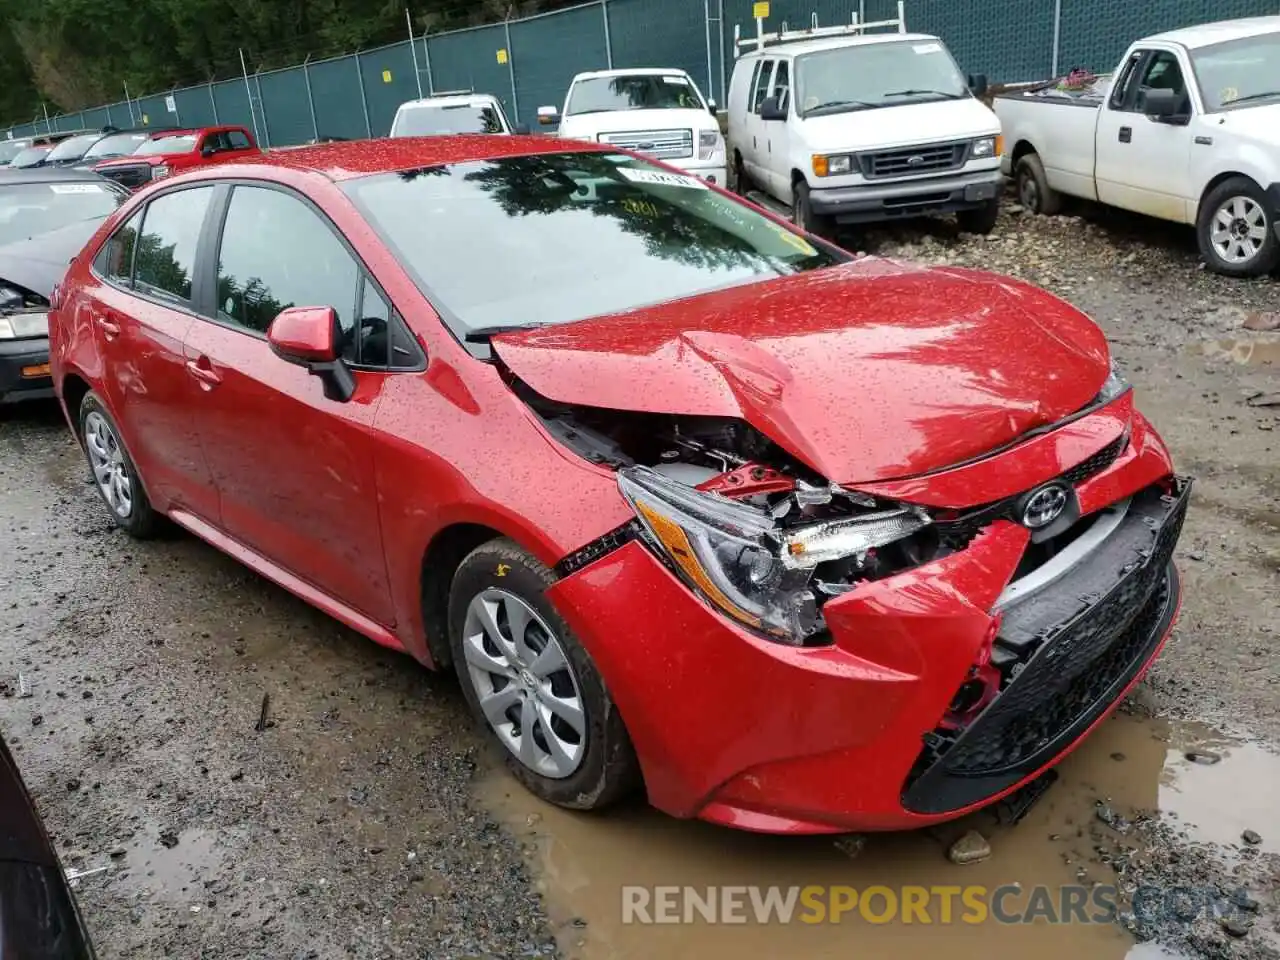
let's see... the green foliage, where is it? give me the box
[0,0,574,116]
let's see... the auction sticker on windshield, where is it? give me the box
[49,184,107,194]
[912,43,942,54]
[618,168,708,190]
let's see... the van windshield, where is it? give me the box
[796,40,969,116]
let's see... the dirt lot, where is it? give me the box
[1,202,1278,960]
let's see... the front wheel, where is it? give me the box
[957,198,1000,235]
[793,180,832,239]
[1197,177,1280,277]
[448,538,640,810]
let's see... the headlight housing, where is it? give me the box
[698,129,722,160]
[970,135,1003,159]
[812,154,853,177]
[0,312,49,340]
[618,466,931,645]
[152,164,171,180]
[1094,359,1131,405]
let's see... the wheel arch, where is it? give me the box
[1196,170,1261,220]
[1010,138,1038,165]
[60,372,91,439]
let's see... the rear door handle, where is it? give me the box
[185,358,222,390]
[95,314,120,339]
[1118,126,1132,143]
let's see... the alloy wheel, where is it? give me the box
[84,411,133,519]
[1211,196,1268,265]
[461,588,586,779]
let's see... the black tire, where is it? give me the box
[448,538,640,810]
[1196,176,1280,278]
[957,198,1001,235]
[1015,153,1061,216]
[732,150,750,196]
[77,391,160,538]
[793,180,831,238]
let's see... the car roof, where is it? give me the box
[0,165,117,184]
[397,94,500,108]
[1146,15,1280,49]
[572,67,691,80]
[736,31,939,58]
[222,135,604,182]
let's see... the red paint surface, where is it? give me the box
[267,306,340,363]
[48,140,1184,833]
[91,125,260,183]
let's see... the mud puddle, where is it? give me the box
[479,712,1280,960]
[1199,336,1280,367]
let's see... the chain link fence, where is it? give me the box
[6,0,1277,143]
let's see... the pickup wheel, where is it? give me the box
[793,181,832,238]
[732,151,750,195]
[957,198,1000,235]
[1015,153,1061,216]
[1197,177,1280,278]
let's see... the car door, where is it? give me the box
[744,58,776,184]
[764,59,793,200]
[181,182,397,626]
[84,186,221,520]
[1095,48,1194,221]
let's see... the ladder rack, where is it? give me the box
[734,2,907,56]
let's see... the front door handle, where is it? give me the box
[1118,126,1132,143]
[185,358,222,390]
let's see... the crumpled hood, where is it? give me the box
[0,217,105,298]
[492,259,1110,484]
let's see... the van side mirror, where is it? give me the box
[537,105,560,126]
[1141,88,1189,124]
[759,96,786,122]
[267,305,355,402]
[968,74,989,97]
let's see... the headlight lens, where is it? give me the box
[698,129,722,160]
[618,466,931,644]
[970,136,997,159]
[1094,360,1131,405]
[152,164,171,179]
[812,154,853,177]
[0,312,49,339]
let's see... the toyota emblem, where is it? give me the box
[1021,483,1070,529]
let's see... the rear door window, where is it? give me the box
[133,187,216,305]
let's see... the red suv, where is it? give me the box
[91,125,258,190]
[49,138,1188,834]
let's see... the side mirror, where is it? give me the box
[537,105,560,126]
[759,96,787,122]
[1142,88,1188,124]
[514,123,530,135]
[267,306,356,402]
[200,145,215,158]
[707,98,717,114]
[968,73,989,97]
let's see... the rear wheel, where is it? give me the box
[1015,153,1061,215]
[1197,176,1280,277]
[448,538,640,810]
[78,392,160,538]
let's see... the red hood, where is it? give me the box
[492,259,1110,483]
[93,156,165,169]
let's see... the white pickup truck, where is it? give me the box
[995,16,1280,277]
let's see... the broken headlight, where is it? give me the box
[618,466,931,645]
[1094,360,1131,405]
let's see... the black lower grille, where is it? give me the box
[98,164,152,189]
[1061,431,1128,485]
[902,478,1189,815]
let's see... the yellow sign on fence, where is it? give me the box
[497,48,509,64]
[752,1,769,18]
[382,69,392,83]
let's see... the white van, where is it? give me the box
[538,69,727,185]
[390,92,522,137]
[726,9,1004,236]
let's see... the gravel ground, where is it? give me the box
[1,199,1278,960]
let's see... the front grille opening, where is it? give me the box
[859,141,966,179]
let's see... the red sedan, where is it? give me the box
[48,137,1188,834]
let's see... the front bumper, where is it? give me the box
[666,157,728,186]
[0,336,53,403]
[810,168,1003,224]
[548,407,1185,833]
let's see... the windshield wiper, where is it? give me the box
[882,88,965,100]
[1222,89,1280,106]
[464,322,554,343]
[804,99,877,115]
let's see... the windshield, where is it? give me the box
[46,134,103,163]
[566,75,706,115]
[796,40,969,115]
[10,147,50,168]
[1192,33,1280,111]
[83,132,150,161]
[0,180,125,246]
[135,134,196,155]
[393,104,506,136]
[341,152,839,335]
[0,141,30,164]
